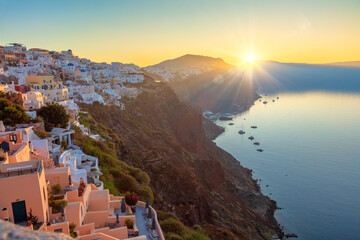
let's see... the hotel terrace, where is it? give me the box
[0,123,164,240]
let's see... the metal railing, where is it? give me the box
[0,161,43,179]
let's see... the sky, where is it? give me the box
[0,0,359,66]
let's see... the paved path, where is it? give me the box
[134,206,159,239]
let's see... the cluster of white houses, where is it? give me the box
[0,43,144,109]
[0,43,164,240]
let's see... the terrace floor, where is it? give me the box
[134,206,160,240]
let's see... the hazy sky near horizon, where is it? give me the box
[0,0,359,66]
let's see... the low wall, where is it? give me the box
[136,201,165,240]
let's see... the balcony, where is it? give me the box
[0,160,42,179]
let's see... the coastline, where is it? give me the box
[203,99,285,239]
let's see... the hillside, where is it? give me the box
[79,79,281,240]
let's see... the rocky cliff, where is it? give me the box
[79,79,281,240]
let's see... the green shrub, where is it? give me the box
[125,219,134,229]
[139,186,154,204]
[183,230,210,240]
[159,218,185,236]
[0,98,29,126]
[49,199,68,214]
[69,223,77,238]
[157,210,179,222]
[51,184,62,195]
[111,169,140,193]
[166,233,183,240]
[34,129,51,139]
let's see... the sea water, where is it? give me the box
[214,92,360,240]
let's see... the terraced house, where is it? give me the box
[0,125,164,240]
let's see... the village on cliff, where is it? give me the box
[0,43,165,240]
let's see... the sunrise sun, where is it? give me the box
[245,55,256,63]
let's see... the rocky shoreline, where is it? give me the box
[204,104,288,239]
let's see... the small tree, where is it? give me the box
[37,103,69,131]
[0,98,29,126]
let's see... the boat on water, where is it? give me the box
[219,116,232,121]
[228,123,234,125]
[254,142,260,145]
[251,126,257,129]
[238,122,246,134]
[248,136,254,140]
[257,149,264,152]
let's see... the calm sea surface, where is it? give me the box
[214,92,360,240]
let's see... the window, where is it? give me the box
[54,229,63,233]
[43,187,46,201]
[9,135,17,143]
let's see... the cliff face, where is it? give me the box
[80,80,280,239]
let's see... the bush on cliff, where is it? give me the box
[37,103,69,131]
[71,117,152,200]
[158,211,210,240]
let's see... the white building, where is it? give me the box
[22,91,44,110]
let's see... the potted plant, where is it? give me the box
[124,191,138,213]
[78,179,86,196]
[27,208,38,229]
[125,219,134,229]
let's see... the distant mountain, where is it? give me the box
[144,54,258,113]
[325,61,360,67]
[144,54,233,82]
[146,54,233,70]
